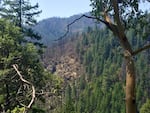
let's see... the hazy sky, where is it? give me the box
[30,0,92,21]
[30,0,150,21]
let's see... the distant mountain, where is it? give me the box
[34,13,103,46]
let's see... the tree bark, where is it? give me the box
[125,54,136,113]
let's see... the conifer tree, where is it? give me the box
[0,19,23,112]
[0,0,42,44]
[0,1,47,112]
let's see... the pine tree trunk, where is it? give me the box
[125,55,136,113]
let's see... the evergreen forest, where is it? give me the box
[0,0,150,113]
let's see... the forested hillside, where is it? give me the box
[0,0,150,113]
[33,13,103,46]
[37,26,150,113]
[60,28,150,113]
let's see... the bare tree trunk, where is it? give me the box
[125,54,136,113]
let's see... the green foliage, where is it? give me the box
[140,99,150,113]
[0,18,63,113]
[0,1,150,113]
[30,105,46,113]
[60,27,150,113]
[0,0,41,27]
[0,18,56,113]
[11,106,25,113]
[90,0,150,39]
[0,19,28,111]
[0,0,43,48]
[64,84,75,113]
[0,1,64,112]
[0,19,22,77]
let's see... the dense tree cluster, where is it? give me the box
[0,0,62,112]
[0,0,150,113]
[61,27,150,113]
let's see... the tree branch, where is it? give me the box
[12,64,35,111]
[111,0,125,35]
[54,14,118,41]
[111,0,133,53]
[132,44,150,55]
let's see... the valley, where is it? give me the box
[0,0,150,112]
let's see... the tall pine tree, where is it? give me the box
[0,0,42,44]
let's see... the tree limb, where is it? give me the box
[54,14,118,41]
[111,0,133,53]
[132,44,150,55]
[12,64,35,111]
[111,0,125,35]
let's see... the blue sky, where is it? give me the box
[30,0,150,21]
[30,0,91,21]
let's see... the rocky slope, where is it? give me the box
[44,37,84,81]
[48,55,82,80]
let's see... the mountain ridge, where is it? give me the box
[34,12,103,46]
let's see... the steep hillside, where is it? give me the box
[39,24,150,113]
[37,12,150,112]
[34,13,103,46]
[53,28,150,113]
[43,35,84,81]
